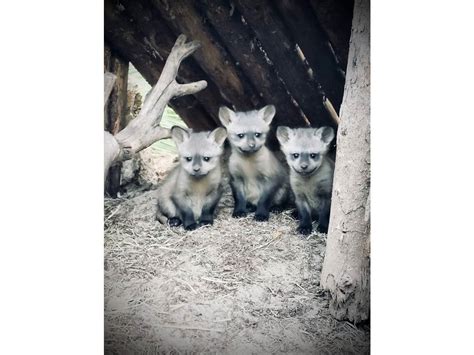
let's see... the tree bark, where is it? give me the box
[103,34,207,182]
[320,0,370,324]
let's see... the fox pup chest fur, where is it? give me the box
[155,126,227,230]
[277,126,335,235]
[219,105,289,221]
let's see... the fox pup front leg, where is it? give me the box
[315,198,331,234]
[230,176,247,218]
[255,180,280,221]
[200,187,223,226]
[156,197,181,227]
[171,195,198,231]
[296,200,312,235]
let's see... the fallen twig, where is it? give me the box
[160,324,224,332]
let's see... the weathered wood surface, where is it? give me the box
[233,0,335,128]
[104,34,208,181]
[104,47,129,134]
[104,0,214,130]
[152,0,261,111]
[104,71,116,109]
[274,0,346,112]
[309,0,354,71]
[104,0,353,132]
[321,0,370,323]
[119,0,228,126]
[198,0,308,128]
[104,46,129,197]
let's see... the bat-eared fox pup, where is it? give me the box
[156,126,227,230]
[219,105,289,221]
[276,126,335,235]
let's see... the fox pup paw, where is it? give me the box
[184,222,198,231]
[254,213,269,221]
[316,224,328,234]
[168,217,182,227]
[270,205,284,214]
[232,210,247,218]
[199,218,213,226]
[297,225,312,235]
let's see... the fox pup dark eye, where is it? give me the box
[293,153,300,159]
[237,134,244,139]
[310,153,319,159]
[255,133,261,138]
[185,157,192,162]
[203,157,210,162]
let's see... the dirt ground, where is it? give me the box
[104,151,370,354]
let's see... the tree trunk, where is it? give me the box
[320,0,370,324]
[104,34,207,182]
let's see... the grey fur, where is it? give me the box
[276,126,335,234]
[219,105,289,221]
[156,126,227,230]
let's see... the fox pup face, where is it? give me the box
[171,126,227,178]
[277,126,334,176]
[218,105,275,154]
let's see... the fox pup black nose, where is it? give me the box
[300,164,308,170]
[193,167,200,172]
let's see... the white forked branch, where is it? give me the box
[104,34,208,181]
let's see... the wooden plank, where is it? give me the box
[104,46,128,197]
[309,0,354,71]
[151,0,262,111]
[104,49,129,134]
[197,0,308,128]
[118,0,225,127]
[273,0,346,112]
[104,0,215,131]
[233,0,335,128]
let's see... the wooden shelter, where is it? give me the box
[104,0,354,138]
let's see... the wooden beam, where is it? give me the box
[103,70,116,108]
[151,0,262,111]
[197,0,308,129]
[118,0,225,127]
[104,0,215,131]
[309,0,354,71]
[104,47,128,198]
[104,46,129,134]
[233,0,335,128]
[273,0,346,112]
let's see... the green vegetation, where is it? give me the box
[128,64,186,155]
[151,106,187,154]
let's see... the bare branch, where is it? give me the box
[104,34,207,181]
[173,80,208,97]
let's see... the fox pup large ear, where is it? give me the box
[259,105,276,125]
[170,126,189,145]
[314,126,335,146]
[276,126,291,145]
[208,127,227,146]
[218,106,235,127]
